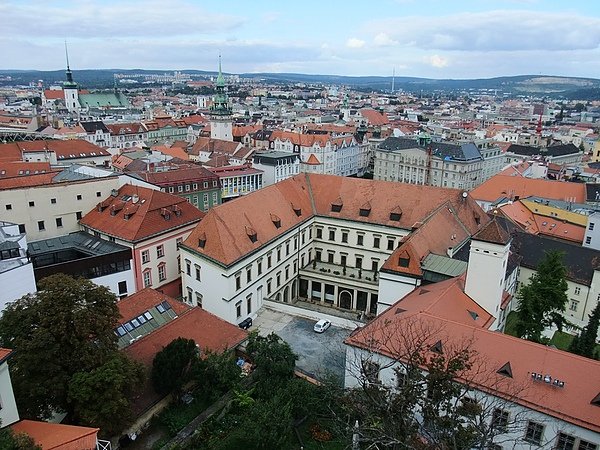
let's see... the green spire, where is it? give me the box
[63,41,77,89]
[210,54,231,117]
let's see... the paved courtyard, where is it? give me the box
[253,308,352,383]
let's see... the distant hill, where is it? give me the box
[1,68,599,99]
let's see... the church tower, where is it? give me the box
[63,42,79,115]
[209,55,233,141]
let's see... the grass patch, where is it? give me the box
[159,392,213,436]
[503,311,520,337]
[549,331,575,350]
[292,420,346,450]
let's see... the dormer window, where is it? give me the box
[291,203,302,217]
[359,202,371,217]
[399,257,410,267]
[246,226,258,243]
[390,206,403,221]
[270,213,281,229]
[331,197,343,213]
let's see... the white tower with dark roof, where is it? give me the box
[63,42,79,115]
[464,219,511,327]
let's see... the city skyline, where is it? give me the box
[1,0,600,79]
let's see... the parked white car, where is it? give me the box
[313,319,332,333]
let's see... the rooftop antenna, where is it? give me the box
[391,68,395,93]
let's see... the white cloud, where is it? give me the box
[373,33,398,47]
[366,10,600,52]
[346,38,366,49]
[0,0,245,38]
[424,54,449,68]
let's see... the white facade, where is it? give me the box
[252,152,300,187]
[0,176,121,242]
[0,358,19,427]
[584,212,600,251]
[210,118,233,142]
[464,237,510,328]
[0,222,36,312]
[344,346,600,450]
[64,86,79,114]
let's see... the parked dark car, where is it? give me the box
[238,317,253,330]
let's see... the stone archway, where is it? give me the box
[283,286,290,303]
[339,290,352,310]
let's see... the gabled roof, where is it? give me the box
[79,121,109,134]
[105,122,145,135]
[190,137,243,157]
[0,161,52,178]
[345,289,600,433]
[359,108,389,126]
[124,307,247,367]
[183,173,486,267]
[472,218,511,245]
[11,420,99,450]
[80,184,204,242]
[471,175,586,203]
[136,166,218,185]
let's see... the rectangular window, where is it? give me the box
[158,264,166,282]
[236,301,242,318]
[267,279,272,295]
[356,257,362,269]
[340,254,347,266]
[491,408,509,432]
[328,252,334,263]
[371,260,378,272]
[524,421,544,445]
[18,224,25,233]
[285,265,289,280]
[246,267,252,283]
[55,217,63,228]
[556,433,576,450]
[387,239,395,250]
[76,194,82,200]
[586,236,592,245]
[187,287,193,303]
[118,281,127,295]
[156,245,164,258]
[285,242,290,256]
[574,286,581,295]
[76,211,82,220]
[5,204,11,210]
[589,222,595,231]
[196,292,203,308]
[247,296,252,314]
[315,250,322,262]
[29,201,35,207]
[143,270,151,287]
[267,253,272,268]
[357,234,364,246]
[257,260,262,275]
[277,247,281,261]
[579,440,598,450]
[276,272,281,287]
[142,250,150,264]
[569,299,579,311]
[51,198,57,204]
[235,273,241,290]
[341,231,348,243]
[329,229,335,241]
[96,191,101,197]
[185,259,191,276]
[37,220,45,231]
[316,228,323,239]
[195,265,201,281]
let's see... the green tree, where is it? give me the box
[569,302,600,359]
[152,338,198,396]
[0,274,139,434]
[515,250,569,342]
[246,331,297,391]
[0,420,40,450]
[67,353,145,436]
[194,350,241,397]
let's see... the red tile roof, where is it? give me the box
[118,288,190,324]
[136,166,218,186]
[346,300,600,433]
[124,307,247,367]
[0,172,57,189]
[359,108,389,126]
[43,89,65,100]
[80,184,204,242]
[0,140,110,161]
[184,173,486,267]
[0,347,12,364]
[0,161,52,177]
[106,123,145,135]
[471,175,586,203]
[11,420,99,450]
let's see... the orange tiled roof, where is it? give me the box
[136,166,218,186]
[106,123,145,135]
[124,307,247,367]
[0,347,12,363]
[80,184,204,242]
[0,172,57,189]
[346,295,600,433]
[0,140,110,160]
[190,137,242,157]
[359,108,389,126]
[118,288,190,323]
[43,89,64,100]
[183,173,486,267]
[471,175,586,203]
[0,161,52,178]
[11,420,99,450]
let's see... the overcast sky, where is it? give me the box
[1,0,599,79]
